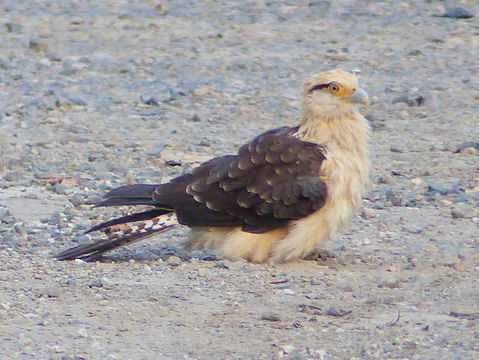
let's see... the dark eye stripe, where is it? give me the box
[308,82,331,94]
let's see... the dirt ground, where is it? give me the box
[0,1,478,359]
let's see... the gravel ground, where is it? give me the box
[1,1,478,359]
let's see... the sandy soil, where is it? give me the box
[0,1,478,359]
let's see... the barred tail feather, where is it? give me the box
[55,213,179,261]
[84,209,169,234]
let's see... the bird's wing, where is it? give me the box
[153,127,328,233]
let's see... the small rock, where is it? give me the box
[89,279,105,288]
[166,256,182,266]
[0,206,10,221]
[261,312,282,322]
[4,171,23,182]
[54,183,71,195]
[451,206,475,219]
[69,195,83,207]
[386,190,403,206]
[323,306,351,317]
[280,345,296,355]
[377,222,388,231]
[392,94,425,107]
[377,275,400,289]
[455,141,479,153]
[283,288,295,296]
[29,39,50,52]
[140,95,159,106]
[402,224,423,234]
[427,183,449,195]
[286,353,306,360]
[377,174,395,185]
[442,7,473,19]
[390,146,405,153]
[4,22,23,33]
[45,51,62,61]
[361,208,377,218]
[460,147,479,156]
[44,287,62,298]
[198,268,207,277]
[189,114,202,122]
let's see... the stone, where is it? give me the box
[166,256,182,266]
[402,225,423,234]
[442,7,473,19]
[261,312,282,322]
[29,39,49,52]
[0,206,10,221]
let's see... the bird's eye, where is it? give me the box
[329,83,340,93]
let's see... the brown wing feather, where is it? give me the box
[153,126,327,233]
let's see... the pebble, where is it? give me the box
[392,94,425,107]
[29,39,50,52]
[402,225,423,234]
[283,289,295,296]
[455,141,479,153]
[323,306,350,317]
[4,171,23,182]
[69,195,83,207]
[53,183,72,195]
[451,206,475,219]
[0,206,10,221]
[280,345,296,354]
[386,190,403,206]
[166,256,182,266]
[285,353,306,360]
[4,22,23,33]
[198,268,207,277]
[361,208,377,218]
[460,147,479,156]
[89,279,105,288]
[377,174,395,185]
[441,7,474,19]
[43,287,63,298]
[426,184,449,195]
[261,312,282,322]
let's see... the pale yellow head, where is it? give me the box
[302,69,369,109]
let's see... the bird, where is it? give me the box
[55,69,371,263]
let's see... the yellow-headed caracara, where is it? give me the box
[55,69,370,263]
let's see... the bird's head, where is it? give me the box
[302,69,369,114]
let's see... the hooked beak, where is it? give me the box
[349,87,369,105]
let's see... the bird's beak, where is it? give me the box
[349,88,369,105]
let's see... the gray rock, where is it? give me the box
[29,39,49,52]
[455,141,479,153]
[4,171,23,182]
[69,195,83,207]
[427,184,449,195]
[386,189,403,206]
[392,94,425,107]
[402,224,423,234]
[43,287,63,298]
[53,183,71,195]
[89,279,105,288]
[442,7,474,19]
[45,51,62,62]
[140,95,160,106]
[0,206,10,220]
[166,255,182,266]
[4,22,23,33]
[261,312,282,322]
[323,306,351,317]
[451,206,475,219]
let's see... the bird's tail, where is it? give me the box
[55,184,178,261]
[55,212,179,261]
